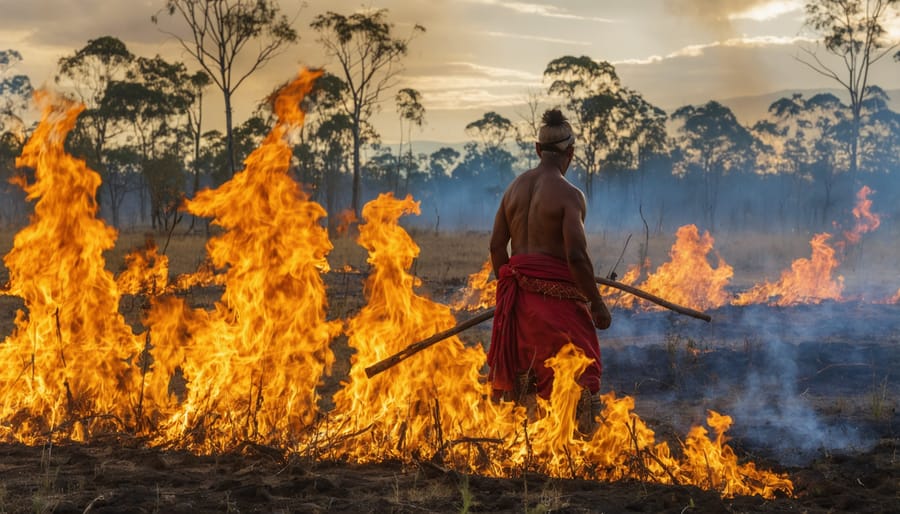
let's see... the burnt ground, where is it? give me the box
[1,280,899,513]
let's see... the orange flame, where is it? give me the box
[0,92,142,442]
[116,237,170,296]
[451,258,496,311]
[733,233,843,306]
[334,208,358,237]
[618,225,733,311]
[143,69,342,450]
[843,186,880,245]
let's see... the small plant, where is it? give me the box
[457,474,475,514]
[870,376,891,421]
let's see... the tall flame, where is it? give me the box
[0,92,142,443]
[142,69,342,450]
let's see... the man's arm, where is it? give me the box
[489,198,511,278]
[561,191,611,329]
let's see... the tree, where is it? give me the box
[544,55,631,200]
[0,49,33,225]
[395,88,425,194]
[56,37,134,191]
[671,101,758,232]
[105,55,196,229]
[0,49,33,137]
[311,9,424,217]
[800,0,900,179]
[153,0,299,176]
[464,111,516,194]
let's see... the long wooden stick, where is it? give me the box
[364,277,711,378]
[594,276,711,323]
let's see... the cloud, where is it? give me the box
[665,0,802,22]
[615,35,814,65]
[728,1,804,21]
[401,62,542,110]
[462,0,616,22]
[482,31,591,46]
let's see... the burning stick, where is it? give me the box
[364,276,711,378]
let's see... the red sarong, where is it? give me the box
[488,254,602,399]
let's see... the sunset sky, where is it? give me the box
[3,0,900,143]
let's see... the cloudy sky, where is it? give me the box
[3,0,900,143]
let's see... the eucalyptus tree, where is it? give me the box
[857,86,900,175]
[0,49,32,137]
[464,111,516,194]
[800,0,900,179]
[395,88,425,194]
[311,8,424,216]
[153,0,299,176]
[0,49,32,224]
[671,101,758,232]
[544,55,644,200]
[55,36,134,186]
[105,55,195,229]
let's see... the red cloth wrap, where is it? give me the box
[488,254,602,398]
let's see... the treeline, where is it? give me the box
[0,2,898,236]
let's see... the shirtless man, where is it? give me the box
[487,109,611,410]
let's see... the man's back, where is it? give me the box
[501,166,583,262]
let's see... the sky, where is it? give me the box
[2,0,900,144]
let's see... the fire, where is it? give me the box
[317,193,506,464]
[142,69,342,450]
[451,258,496,310]
[0,73,793,499]
[116,238,170,296]
[842,186,880,245]
[334,208,358,236]
[617,225,733,311]
[733,233,843,306]
[0,92,143,443]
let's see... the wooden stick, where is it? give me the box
[364,277,711,378]
[364,308,495,378]
[595,276,711,323]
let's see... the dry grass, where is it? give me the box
[2,225,898,300]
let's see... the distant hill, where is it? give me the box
[708,88,900,126]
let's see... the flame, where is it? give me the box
[733,233,843,306]
[0,75,793,499]
[842,186,880,245]
[317,193,505,464]
[451,258,496,311]
[116,238,170,296]
[0,92,143,443]
[618,225,733,311]
[141,69,343,450]
[334,208,358,236]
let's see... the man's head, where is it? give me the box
[536,109,575,171]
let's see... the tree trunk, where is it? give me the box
[225,92,236,176]
[352,124,361,218]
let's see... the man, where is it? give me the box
[487,108,611,415]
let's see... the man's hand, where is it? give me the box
[590,301,612,330]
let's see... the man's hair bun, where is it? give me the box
[541,109,568,127]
